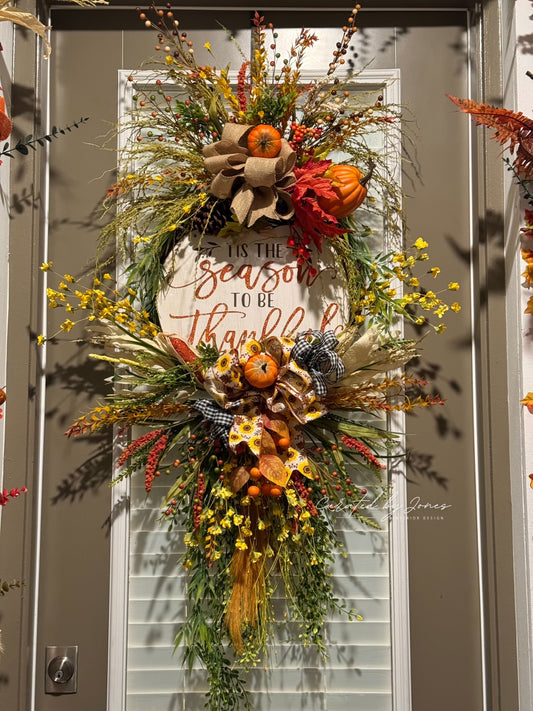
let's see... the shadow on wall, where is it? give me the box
[518,4,533,56]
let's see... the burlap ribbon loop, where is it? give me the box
[202,123,296,226]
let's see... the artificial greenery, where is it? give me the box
[0,118,89,159]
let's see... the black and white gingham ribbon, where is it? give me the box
[291,330,345,396]
[193,399,234,446]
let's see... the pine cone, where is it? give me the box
[191,199,233,235]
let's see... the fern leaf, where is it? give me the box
[448,94,533,149]
[448,94,533,177]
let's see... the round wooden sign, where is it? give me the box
[157,228,349,350]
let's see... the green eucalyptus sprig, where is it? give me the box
[0,117,89,159]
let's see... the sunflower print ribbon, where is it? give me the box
[202,337,326,484]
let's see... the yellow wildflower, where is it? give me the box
[204,42,211,50]
[277,526,289,542]
[60,319,75,332]
[451,302,461,312]
[448,282,460,291]
[429,267,440,278]
[165,55,173,65]
[37,335,45,346]
[285,489,298,507]
[103,273,112,280]
[413,238,428,250]
[235,538,248,550]
[64,274,75,283]
[40,261,53,271]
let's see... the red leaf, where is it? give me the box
[289,160,345,249]
[259,454,290,487]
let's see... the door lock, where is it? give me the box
[45,645,78,694]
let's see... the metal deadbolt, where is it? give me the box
[45,645,78,694]
[47,656,74,684]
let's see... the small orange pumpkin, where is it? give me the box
[247,124,282,158]
[318,162,375,218]
[247,485,261,497]
[244,353,279,389]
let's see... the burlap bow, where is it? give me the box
[202,123,296,226]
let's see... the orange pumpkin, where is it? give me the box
[247,124,282,158]
[247,485,261,497]
[318,162,375,218]
[244,353,279,389]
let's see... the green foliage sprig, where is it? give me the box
[0,118,89,159]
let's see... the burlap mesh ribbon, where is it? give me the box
[202,123,296,226]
